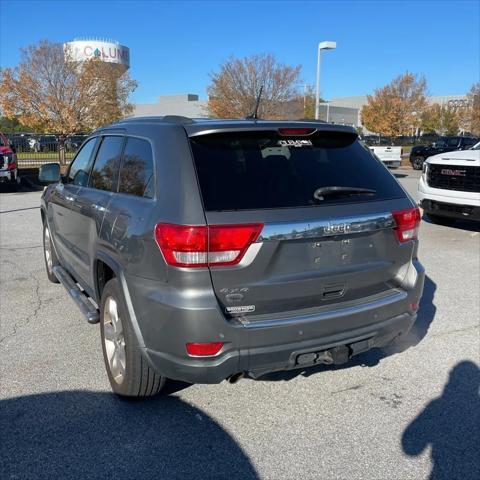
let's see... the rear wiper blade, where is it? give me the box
[313,186,377,201]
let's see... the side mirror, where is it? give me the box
[39,163,61,184]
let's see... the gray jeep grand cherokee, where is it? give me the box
[39,117,425,397]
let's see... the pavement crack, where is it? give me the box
[332,384,364,394]
[0,245,43,251]
[0,274,43,344]
[430,324,480,339]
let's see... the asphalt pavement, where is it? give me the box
[1,170,479,480]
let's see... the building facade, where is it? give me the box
[131,93,468,131]
[133,94,208,118]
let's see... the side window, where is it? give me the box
[118,137,155,198]
[68,138,96,186]
[90,136,124,192]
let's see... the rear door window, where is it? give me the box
[90,136,124,192]
[190,130,405,211]
[118,137,155,198]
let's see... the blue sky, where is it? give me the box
[1,0,479,103]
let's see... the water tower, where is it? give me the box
[63,38,130,73]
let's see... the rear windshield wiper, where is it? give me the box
[313,186,377,201]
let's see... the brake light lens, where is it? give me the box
[186,342,224,356]
[278,128,316,136]
[154,223,263,267]
[392,208,421,243]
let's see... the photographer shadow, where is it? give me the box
[402,361,480,479]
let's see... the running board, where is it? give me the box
[52,266,100,324]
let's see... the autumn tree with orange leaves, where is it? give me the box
[361,72,428,137]
[0,40,137,164]
[463,83,480,136]
[421,103,460,135]
[207,54,302,119]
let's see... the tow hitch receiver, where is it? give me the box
[296,345,350,366]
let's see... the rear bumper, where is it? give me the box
[144,312,416,383]
[127,261,425,384]
[383,161,401,168]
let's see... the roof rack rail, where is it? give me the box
[117,115,194,125]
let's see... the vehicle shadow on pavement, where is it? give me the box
[0,177,43,194]
[422,214,480,232]
[0,390,258,480]
[258,274,437,381]
[402,361,480,480]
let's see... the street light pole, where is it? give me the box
[315,41,337,120]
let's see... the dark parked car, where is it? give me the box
[66,135,88,152]
[7,133,32,153]
[410,136,479,170]
[38,135,58,152]
[39,117,425,397]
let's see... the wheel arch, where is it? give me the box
[94,251,146,349]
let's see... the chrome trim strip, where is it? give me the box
[242,290,407,329]
[257,212,395,241]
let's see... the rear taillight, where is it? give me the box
[392,208,421,243]
[186,342,224,357]
[154,223,263,268]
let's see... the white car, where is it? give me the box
[418,142,480,224]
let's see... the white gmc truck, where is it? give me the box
[418,142,480,224]
[369,146,402,169]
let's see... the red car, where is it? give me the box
[0,132,20,189]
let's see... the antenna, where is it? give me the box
[246,85,264,120]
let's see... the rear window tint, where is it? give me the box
[119,137,155,198]
[190,131,405,211]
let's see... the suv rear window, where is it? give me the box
[190,130,405,211]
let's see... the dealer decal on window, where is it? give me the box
[278,139,313,147]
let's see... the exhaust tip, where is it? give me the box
[227,372,244,384]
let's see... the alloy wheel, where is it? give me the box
[103,297,126,384]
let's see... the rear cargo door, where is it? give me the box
[189,129,416,320]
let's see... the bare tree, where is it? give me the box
[361,72,428,137]
[207,54,301,119]
[0,40,137,164]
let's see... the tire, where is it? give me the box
[428,213,456,226]
[9,175,20,192]
[43,223,60,283]
[100,278,166,397]
[412,156,424,170]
